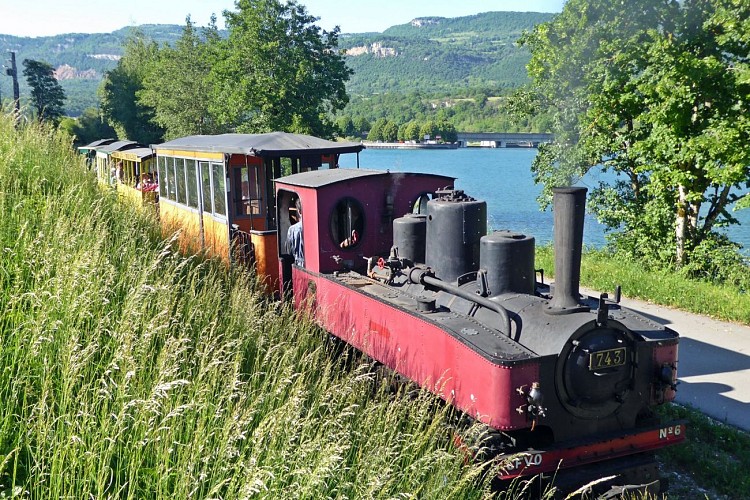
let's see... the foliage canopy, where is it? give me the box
[520,0,750,269]
[99,35,166,144]
[138,16,224,139]
[210,0,351,137]
[100,0,352,140]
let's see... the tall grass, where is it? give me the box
[0,115,494,498]
[536,246,750,325]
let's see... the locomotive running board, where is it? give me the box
[497,420,687,480]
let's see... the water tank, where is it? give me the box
[425,190,487,283]
[393,213,427,265]
[480,231,535,296]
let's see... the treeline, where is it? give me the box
[339,90,551,136]
[378,11,553,39]
[338,12,554,96]
[3,10,554,135]
[339,116,458,143]
[0,25,185,112]
[341,42,530,95]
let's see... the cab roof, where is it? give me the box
[110,147,155,160]
[275,168,454,189]
[96,140,143,154]
[77,138,116,151]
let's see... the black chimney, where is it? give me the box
[548,187,589,314]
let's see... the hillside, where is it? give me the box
[0,25,184,115]
[0,11,553,117]
[341,11,553,95]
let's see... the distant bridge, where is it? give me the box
[456,132,553,148]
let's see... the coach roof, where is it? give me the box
[153,132,364,157]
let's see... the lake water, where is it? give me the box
[339,147,750,252]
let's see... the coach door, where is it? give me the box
[197,160,231,260]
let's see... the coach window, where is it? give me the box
[157,156,168,199]
[175,159,187,205]
[330,197,364,249]
[185,159,198,209]
[200,162,212,213]
[212,162,226,217]
[166,157,177,201]
[234,165,261,216]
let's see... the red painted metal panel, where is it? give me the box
[652,342,679,403]
[291,268,539,430]
[495,421,686,479]
[277,171,453,274]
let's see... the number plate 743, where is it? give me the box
[589,347,627,370]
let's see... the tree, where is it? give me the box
[437,120,457,143]
[403,121,421,142]
[336,115,355,137]
[381,120,399,142]
[99,33,165,144]
[367,117,387,141]
[22,59,66,123]
[352,116,370,136]
[60,107,117,147]
[397,122,409,142]
[519,0,750,267]
[138,16,225,139]
[706,0,750,213]
[209,0,352,138]
[419,121,440,141]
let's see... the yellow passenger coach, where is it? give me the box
[152,132,363,293]
[110,147,158,209]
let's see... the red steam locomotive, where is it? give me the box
[274,167,684,494]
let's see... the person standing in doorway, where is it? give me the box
[287,198,304,267]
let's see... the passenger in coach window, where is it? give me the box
[287,198,304,267]
[115,161,123,183]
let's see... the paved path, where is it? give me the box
[582,288,750,432]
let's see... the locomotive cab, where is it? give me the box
[275,169,454,296]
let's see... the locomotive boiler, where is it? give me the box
[275,168,684,493]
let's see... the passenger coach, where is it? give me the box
[94,140,143,185]
[110,147,158,208]
[152,132,363,292]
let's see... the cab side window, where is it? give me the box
[330,197,364,249]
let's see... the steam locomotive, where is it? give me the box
[274,168,684,494]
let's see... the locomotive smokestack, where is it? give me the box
[549,187,588,313]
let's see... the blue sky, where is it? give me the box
[0,0,565,38]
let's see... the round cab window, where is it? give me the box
[413,193,432,214]
[330,197,364,249]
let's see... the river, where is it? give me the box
[338,147,750,252]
